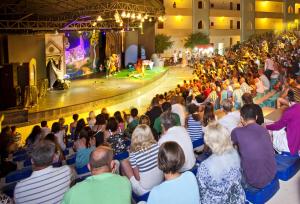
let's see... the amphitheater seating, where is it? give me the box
[5,167,33,183]
[63,149,70,156]
[13,154,28,162]
[12,149,26,157]
[114,151,129,161]
[196,152,211,164]
[192,138,204,149]
[132,191,150,203]
[66,140,74,148]
[66,154,76,165]
[275,153,300,181]
[245,176,280,204]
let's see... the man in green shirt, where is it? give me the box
[153,102,181,134]
[62,146,131,204]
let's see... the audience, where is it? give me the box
[40,120,51,138]
[218,99,240,133]
[105,117,127,155]
[62,146,131,204]
[87,111,96,128]
[70,113,79,135]
[186,103,204,142]
[146,97,163,128]
[52,122,66,150]
[242,93,264,125]
[197,122,245,203]
[147,142,200,204]
[75,127,96,168]
[25,125,41,152]
[14,140,73,203]
[158,112,196,172]
[231,104,276,188]
[122,125,163,195]
[44,133,65,163]
[92,114,106,133]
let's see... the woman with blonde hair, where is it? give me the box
[196,122,245,204]
[122,124,163,195]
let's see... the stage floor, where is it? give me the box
[31,67,167,113]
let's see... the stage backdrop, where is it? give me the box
[64,31,100,79]
[45,34,66,87]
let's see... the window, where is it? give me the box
[210,22,214,27]
[198,1,203,9]
[230,2,233,10]
[210,3,214,8]
[157,22,164,29]
[198,21,203,29]
[230,20,233,29]
[237,3,240,10]
[237,21,240,29]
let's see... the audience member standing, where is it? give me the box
[146,97,162,128]
[231,104,276,189]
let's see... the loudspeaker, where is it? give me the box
[0,64,18,110]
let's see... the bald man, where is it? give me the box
[62,146,131,204]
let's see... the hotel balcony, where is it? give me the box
[165,8,193,16]
[255,12,283,18]
[209,9,240,18]
[209,29,240,36]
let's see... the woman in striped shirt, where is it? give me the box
[186,104,204,143]
[122,124,163,195]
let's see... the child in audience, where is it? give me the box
[147,142,200,204]
[74,127,96,168]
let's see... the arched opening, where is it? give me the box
[198,20,203,29]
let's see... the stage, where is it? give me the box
[2,67,168,126]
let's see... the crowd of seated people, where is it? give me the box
[0,31,300,203]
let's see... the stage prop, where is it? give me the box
[45,34,66,87]
[106,54,120,77]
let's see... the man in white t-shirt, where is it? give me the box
[218,99,240,133]
[158,112,196,172]
[14,141,73,204]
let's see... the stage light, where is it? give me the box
[97,16,103,22]
[55,30,58,34]
[139,23,143,28]
[141,18,145,22]
[121,11,126,18]
[78,30,82,34]
[132,28,135,31]
[92,22,97,27]
[120,21,123,26]
[131,13,136,19]
[144,14,148,19]
[126,12,131,18]
[137,13,142,20]
[149,18,152,22]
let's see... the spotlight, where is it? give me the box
[149,18,152,22]
[141,18,145,22]
[97,16,103,21]
[131,13,136,19]
[92,22,97,27]
[137,13,142,20]
[126,12,131,18]
[121,11,126,18]
[78,30,82,34]
[144,14,148,19]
